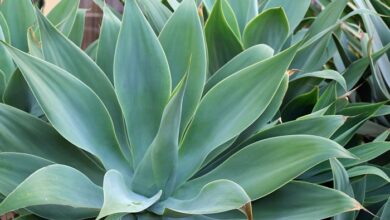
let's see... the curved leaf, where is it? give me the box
[115,0,171,166]
[252,181,362,220]
[2,43,131,175]
[136,0,172,34]
[36,9,131,161]
[243,8,289,51]
[159,0,207,136]
[97,170,162,219]
[205,44,274,93]
[154,180,251,217]
[176,135,355,200]
[347,166,390,183]
[226,0,257,33]
[0,20,15,82]
[0,165,103,218]
[205,0,243,74]
[292,70,347,91]
[68,9,86,47]
[177,44,300,184]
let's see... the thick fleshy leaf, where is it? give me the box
[97,170,162,219]
[35,10,131,161]
[243,8,289,51]
[132,75,187,197]
[242,115,346,146]
[291,70,347,91]
[2,43,131,175]
[281,87,319,121]
[252,181,362,220]
[0,13,10,43]
[68,9,86,47]
[0,104,104,183]
[159,0,207,136]
[176,135,355,200]
[177,44,300,184]
[115,0,171,166]
[205,0,243,74]
[262,0,311,32]
[96,4,121,82]
[0,153,52,196]
[0,165,103,218]
[46,0,79,36]
[154,180,251,217]
[330,158,355,220]
[0,70,4,99]
[205,44,274,93]
[0,0,35,51]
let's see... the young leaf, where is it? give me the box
[159,0,207,137]
[115,0,171,166]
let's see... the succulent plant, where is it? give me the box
[0,0,389,219]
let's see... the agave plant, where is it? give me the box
[0,0,389,219]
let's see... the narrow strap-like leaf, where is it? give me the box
[46,0,80,36]
[68,9,86,47]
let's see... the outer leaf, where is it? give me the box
[0,13,10,43]
[177,44,300,184]
[205,44,273,93]
[96,4,121,82]
[36,10,131,161]
[0,70,4,100]
[0,0,35,51]
[262,0,311,32]
[0,153,52,196]
[46,0,79,36]
[0,165,103,218]
[0,104,104,183]
[252,181,362,220]
[97,170,162,219]
[243,8,289,51]
[176,135,355,200]
[68,9,86,47]
[159,0,207,136]
[154,180,251,217]
[115,0,171,166]
[2,43,131,175]
[132,75,187,197]
[205,0,243,74]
